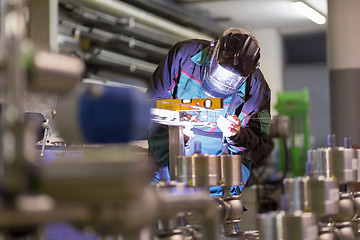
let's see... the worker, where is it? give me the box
[147,27,271,196]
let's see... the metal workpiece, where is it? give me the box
[222,195,244,222]
[308,146,357,184]
[333,192,356,222]
[42,145,151,202]
[257,211,284,240]
[0,0,40,196]
[318,223,355,240]
[0,187,159,235]
[283,176,310,212]
[0,200,92,228]
[322,146,357,184]
[335,221,356,240]
[353,192,360,216]
[356,149,360,182]
[156,186,219,240]
[307,176,339,218]
[306,149,317,177]
[315,148,332,178]
[354,217,360,238]
[28,51,85,92]
[176,153,210,187]
[0,121,39,196]
[214,195,244,225]
[221,195,244,237]
[89,187,160,235]
[220,154,244,187]
[3,0,27,122]
[207,155,222,186]
[176,152,240,187]
[318,225,337,240]
[257,211,318,240]
[169,126,184,181]
[282,211,318,240]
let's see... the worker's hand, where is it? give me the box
[183,125,195,140]
[217,115,241,137]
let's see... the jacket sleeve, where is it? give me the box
[227,70,271,154]
[146,42,183,100]
[146,43,183,168]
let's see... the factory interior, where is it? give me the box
[1,0,360,239]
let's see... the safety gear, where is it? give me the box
[148,39,271,164]
[202,32,260,98]
[183,125,195,138]
[217,115,241,137]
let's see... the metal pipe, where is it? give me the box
[158,194,219,240]
[121,0,223,36]
[169,126,184,181]
[3,0,27,124]
[59,0,212,41]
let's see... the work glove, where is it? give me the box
[217,115,241,138]
[183,125,195,139]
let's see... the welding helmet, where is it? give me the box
[202,32,260,98]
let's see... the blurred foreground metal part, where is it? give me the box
[272,134,360,240]
[0,2,223,240]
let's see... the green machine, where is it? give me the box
[274,88,310,177]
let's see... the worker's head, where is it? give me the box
[202,28,260,98]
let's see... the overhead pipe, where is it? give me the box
[59,0,213,41]
[59,19,168,62]
[59,4,178,48]
[120,0,224,36]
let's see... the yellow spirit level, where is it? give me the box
[156,98,223,111]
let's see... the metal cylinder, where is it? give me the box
[317,147,356,184]
[335,222,355,240]
[207,155,221,186]
[257,211,284,240]
[256,211,318,240]
[307,176,339,218]
[282,211,318,240]
[257,211,318,240]
[42,145,150,201]
[333,192,356,222]
[223,195,244,221]
[283,176,309,212]
[176,153,209,187]
[176,153,221,187]
[356,149,360,182]
[220,155,243,186]
[318,226,336,240]
[353,191,360,216]
[316,148,331,178]
[29,51,85,92]
[306,149,317,176]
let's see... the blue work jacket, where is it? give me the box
[147,39,271,188]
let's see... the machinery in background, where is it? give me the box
[5,1,359,240]
[257,134,360,240]
[0,1,220,240]
[275,88,310,177]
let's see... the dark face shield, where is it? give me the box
[202,59,247,98]
[201,32,260,98]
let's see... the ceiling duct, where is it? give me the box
[59,18,168,63]
[59,0,213,41]
[59,4,179,48]
[120,0,224,36]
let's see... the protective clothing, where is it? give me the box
[147,38,271,194]
[202,33,260,98]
